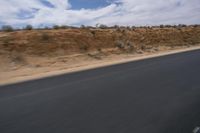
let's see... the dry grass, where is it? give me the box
[0,26,200,83]
[0,27,199,57]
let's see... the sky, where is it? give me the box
[0,0,200,28]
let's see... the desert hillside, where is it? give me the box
[0,26,200,84]
[1,27,200,56]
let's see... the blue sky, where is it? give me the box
[0,0,200,28]
[69,0,113,9]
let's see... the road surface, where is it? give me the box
[1,50,200,133]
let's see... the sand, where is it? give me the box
[1,45,200,86]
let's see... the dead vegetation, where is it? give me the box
[11,27,197,51]
[0,25,200,79]
[0,26,199,56]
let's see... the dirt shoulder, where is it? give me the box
[1,45,200,86]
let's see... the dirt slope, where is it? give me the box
[1,27,200,56]
[0,26,200,84]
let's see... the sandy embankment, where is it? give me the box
[0,27,200,85]
[0,45,200,86]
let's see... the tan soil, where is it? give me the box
[0,27,200,85]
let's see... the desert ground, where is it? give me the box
[0,26,200,85]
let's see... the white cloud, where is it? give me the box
[0,0,199,27]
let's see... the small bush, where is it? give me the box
[2,25,14,32]
[2,37,13,46]
[192,24,199,28]
[121,29,126,34]
[141,45,146,50]
[60,25,68,29]
[99,24,108,29]
[113,25,119,29]
[125,41,135,52]
[91,30,96,36]
[126,26,131,30]
[44,26,50,30]
[132,26,136,30]
[97,48,102,52]
[25,25,33,30]
[12,54,24,63]
[165,25,171,28]
[116,27,121,32]
[88,53,102,60]
[178,24,187,28]
[159,25,164,28]
[53,25,60,29]
[41,33,50,41]
[115,41,125,49]
[80,45,89,51]
[115,40,135,52]
[81,25,86,29]
[10,51,26,65]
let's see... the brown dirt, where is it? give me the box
[0,27,200,85]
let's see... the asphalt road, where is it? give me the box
[1,50,200,133]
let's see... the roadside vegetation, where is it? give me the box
[0,24,200,56]
[1,24,200,32]
[0,23,200,83]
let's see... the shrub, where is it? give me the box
[132,26,136,30]
[116,27,121,32]
[115,40,125,49]
[44,26,50,30]
[121,29,126,34]
[114,25,119,29]
[2,25,14,32]
[126,26,131,30]
[60,25,68,29]
[41,33,50,41]
[81,25,86,29]
[87,53,102,60]
[115,40,135,52]
[159,25,164,28]
[192,24,200,28]
[99,24,108,29]
[89,26,97,29]
[10,51,26,65]
[53,25,60,29]
[165,25,171,28]
[178,24,187,28]
[25,25,33,30]
[97,48,102,52]
[2,37,13,46]
[141,45,146,50]
[91,30,96,36]
[80,45,89,51]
